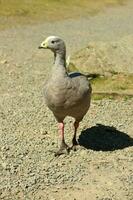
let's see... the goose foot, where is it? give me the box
[71,139,78,151]
[55,142,70,156]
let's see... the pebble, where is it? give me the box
[1,145,10,151]
[0,59,8,64]
[1,162,8,169]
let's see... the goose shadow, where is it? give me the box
[78,124,133,151]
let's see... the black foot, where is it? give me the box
[71,139,78,151]
[55,142,70,156]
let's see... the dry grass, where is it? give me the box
[91,73,133,100]
[0,0,126,30]
[91,73,133,93]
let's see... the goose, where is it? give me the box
[38,36,92,156]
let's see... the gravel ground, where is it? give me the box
[0,93,133,199]
[0,1,133,200]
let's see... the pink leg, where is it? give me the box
[58,122,65,142]
[55,122,69,156]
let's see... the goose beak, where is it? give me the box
[38,46,43,49]
[38,40,48,49]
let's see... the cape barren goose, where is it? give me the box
[38,36,92,156]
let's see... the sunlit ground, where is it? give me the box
[0,0,126,30]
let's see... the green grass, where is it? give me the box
[91,73,133,100]
[0,0,126,30]
[91,74,133,93]
[92,93,133,100]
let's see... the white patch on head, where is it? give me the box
[40,36,64,48]
[40,36,57,47]
[45,36,60,43]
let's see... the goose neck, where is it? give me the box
[54,50,66,68]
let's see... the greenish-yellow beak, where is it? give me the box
[38,40,48,49]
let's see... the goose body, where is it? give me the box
[44,71,91,122]
[39,36,92,155]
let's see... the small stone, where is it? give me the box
[1,59,8,64]
[80,149,87,157]
[1,162,7,169]
[1,145,10,151]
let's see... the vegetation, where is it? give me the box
[0,0,126,30]
[91,73,133,100]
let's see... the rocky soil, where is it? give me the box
[0,1,133,200]
[71,35,133,75]
[0,87,133,199]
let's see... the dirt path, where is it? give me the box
[0,1,133,200]
[0,0,133,64]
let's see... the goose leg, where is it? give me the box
[71,121,79,151]
[55,122,69,156]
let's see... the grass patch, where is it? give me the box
[91,73,133,95]
[0,0,126,30]
[92,93,133,100]
[91,73,133,100]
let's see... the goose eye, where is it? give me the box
[51,40,55,44]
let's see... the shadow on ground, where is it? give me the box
[78,124,133,151]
